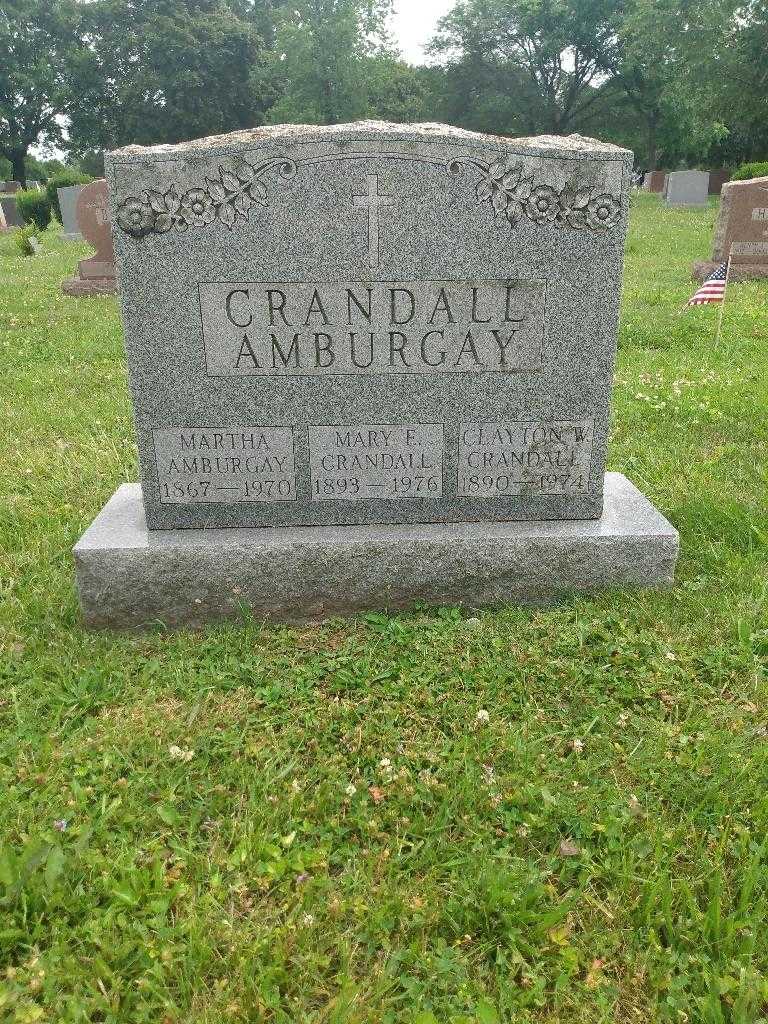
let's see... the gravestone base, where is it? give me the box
[74,473,679,631]
[61,275,117,296]
[692,259,768,283]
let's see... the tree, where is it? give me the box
[67,0,274,154]
[0,0,78,185]
[428,0,622,137]
[265,0,393,125]
[707,0,768,164]
[597,0,736,169]
[364,56,432,124]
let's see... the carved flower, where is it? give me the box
[526,184,560,225]
[116,196,156,238]
[586,193,621,229]
[477,157,535,227]
[554,185,594,229]
[140,186,187,233]
[180,187,216,227]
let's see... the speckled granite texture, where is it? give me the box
[664,170,708,207]
[74,473,679,630]
[692,175,768,281]
[57,185,83,240]
[105,121,633,530]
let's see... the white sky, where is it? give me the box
[389,0,456,65]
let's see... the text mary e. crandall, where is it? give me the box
[199,279,547,376]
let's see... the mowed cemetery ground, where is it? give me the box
[1,191,767,1024]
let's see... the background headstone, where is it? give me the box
[0,194,23,228]
[708,169,731,195]
[693,175,768,281]
[73,122,678,627]
[647,170,667,193]
[2,181,21,193]
[57,185,84,240]
[665,170,709,207]
[61,180,117,296]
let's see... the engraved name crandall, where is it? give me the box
[199,280,547,376]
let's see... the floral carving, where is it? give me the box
[448,154,622,232]
[115,156,296,238]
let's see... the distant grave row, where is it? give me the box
[642,168,729,204]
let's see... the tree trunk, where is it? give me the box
[647,113,659,171]
[9,148,27,188]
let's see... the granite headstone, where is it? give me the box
[647,170,667,193]
[0,194,23,228]
[708,169,731,195]
[693,175,768,282]
[73,122,678,628]
[57,185,84,240]
[62,180,117,296]
[664,170,709,207]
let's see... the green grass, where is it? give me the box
[1,193,767,1023]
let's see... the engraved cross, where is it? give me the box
[353,174,395,268]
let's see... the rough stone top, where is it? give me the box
[110,121,631,161]
[723,174,768,190]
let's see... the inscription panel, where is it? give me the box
[199,280,547,377]
[731,241,768,256]
[751,208,768,221]
[457,419,594,497]
[153,427,296,504]
[309,424,444,501]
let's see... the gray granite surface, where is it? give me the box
[73,472,679,629]
[105,121,632,530]
[0,194,23,228]
[664,170,709,207]
[58,185,84,239]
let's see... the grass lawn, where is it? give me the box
[1,193,767,1024]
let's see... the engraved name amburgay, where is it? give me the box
[199,279,547,376]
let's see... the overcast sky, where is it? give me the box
[389,0,455,64]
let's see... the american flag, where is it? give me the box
[687,261,728,306]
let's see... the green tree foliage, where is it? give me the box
[707,0,768,164]
[77,150,105,178]
[732,160,768,180]
[265,0,394,125]
[364,56,432,124]
[428,0,623,137]
[23,153,51,182]
[597,0,736,168]
[0,0,79,185]
[3,0,767,175]
[426,0,755,169]
[66,0,274,153]
[15,187,52,229]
